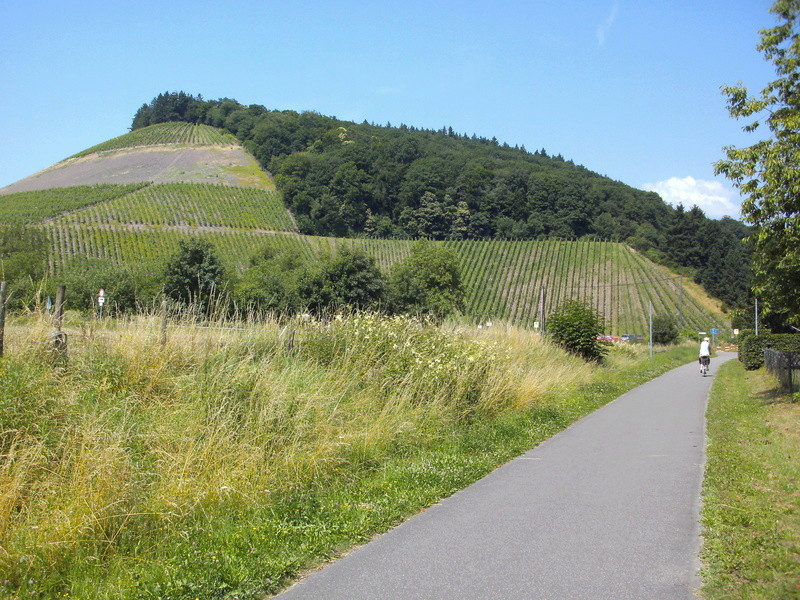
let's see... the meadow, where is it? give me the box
[0,310,697,599]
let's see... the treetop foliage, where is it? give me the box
[387,241,465,319]
[651,313,679,345]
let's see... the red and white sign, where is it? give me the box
[98,289,106,306]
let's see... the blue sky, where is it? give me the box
[0,0,777,218]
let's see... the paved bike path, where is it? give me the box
[276,353,735,599]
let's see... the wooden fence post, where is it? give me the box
[161,299,168,347]
[51,284,68,367]
[54,285,66,331]
[0,281,7,358]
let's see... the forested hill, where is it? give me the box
[131,92,752,309]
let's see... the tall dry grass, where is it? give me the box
[0,310,645,595]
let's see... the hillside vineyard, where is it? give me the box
[0,120,728,334]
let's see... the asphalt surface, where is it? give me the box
[275,352,735,600]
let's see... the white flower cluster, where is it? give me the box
[309,313,503,398]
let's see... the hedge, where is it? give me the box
[739,332,800,370]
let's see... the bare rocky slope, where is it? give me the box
[0,123,273,194]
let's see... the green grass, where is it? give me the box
[701,361,800,599]
[68,123,238,158]
[221,162,276,189]
[0,314,697,599]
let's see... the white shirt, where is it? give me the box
[699,340,711,357]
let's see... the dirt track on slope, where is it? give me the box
[0,146,272,194]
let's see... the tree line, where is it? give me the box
[0,225,464,320]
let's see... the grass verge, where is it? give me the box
[701,360,800,599]
[0,314,696,599]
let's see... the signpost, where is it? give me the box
[98,288,105,319]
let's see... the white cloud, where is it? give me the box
[642,176,742,219]
[374,86,404,96]
[596,2,619,47]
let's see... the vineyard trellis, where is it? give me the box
[35,214,726,335]
[67,123,238,159]
[49,183,297,233]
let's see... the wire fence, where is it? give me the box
[764,349,800,394]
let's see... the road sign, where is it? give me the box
[98,289,105,306]
[710,328,719,334]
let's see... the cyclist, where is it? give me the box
[699,337,711,374]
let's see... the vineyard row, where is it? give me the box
[40,224,725,335]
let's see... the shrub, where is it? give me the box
[548,299,607,362]
[0,223,48,283]
[163,238,226,311]
[297,248,386,314]
[387,241,465,320]
[60,257,138,313]
[740,334,769,369]
[234,243,309,314]
[651,313,679,345]
[739,333,800,370]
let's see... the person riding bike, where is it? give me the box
[699,337,711,373]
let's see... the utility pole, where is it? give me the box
[649,301,653,359]
[540,285,546,334]
[0,281,7,358]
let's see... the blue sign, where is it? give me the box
[710,328,719,334]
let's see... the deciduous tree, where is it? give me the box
[163,238,226,310]
[548,300,607,362]
[715,0,800,322]
[388,241,464,319]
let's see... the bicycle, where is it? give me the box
[700,355,710,377]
